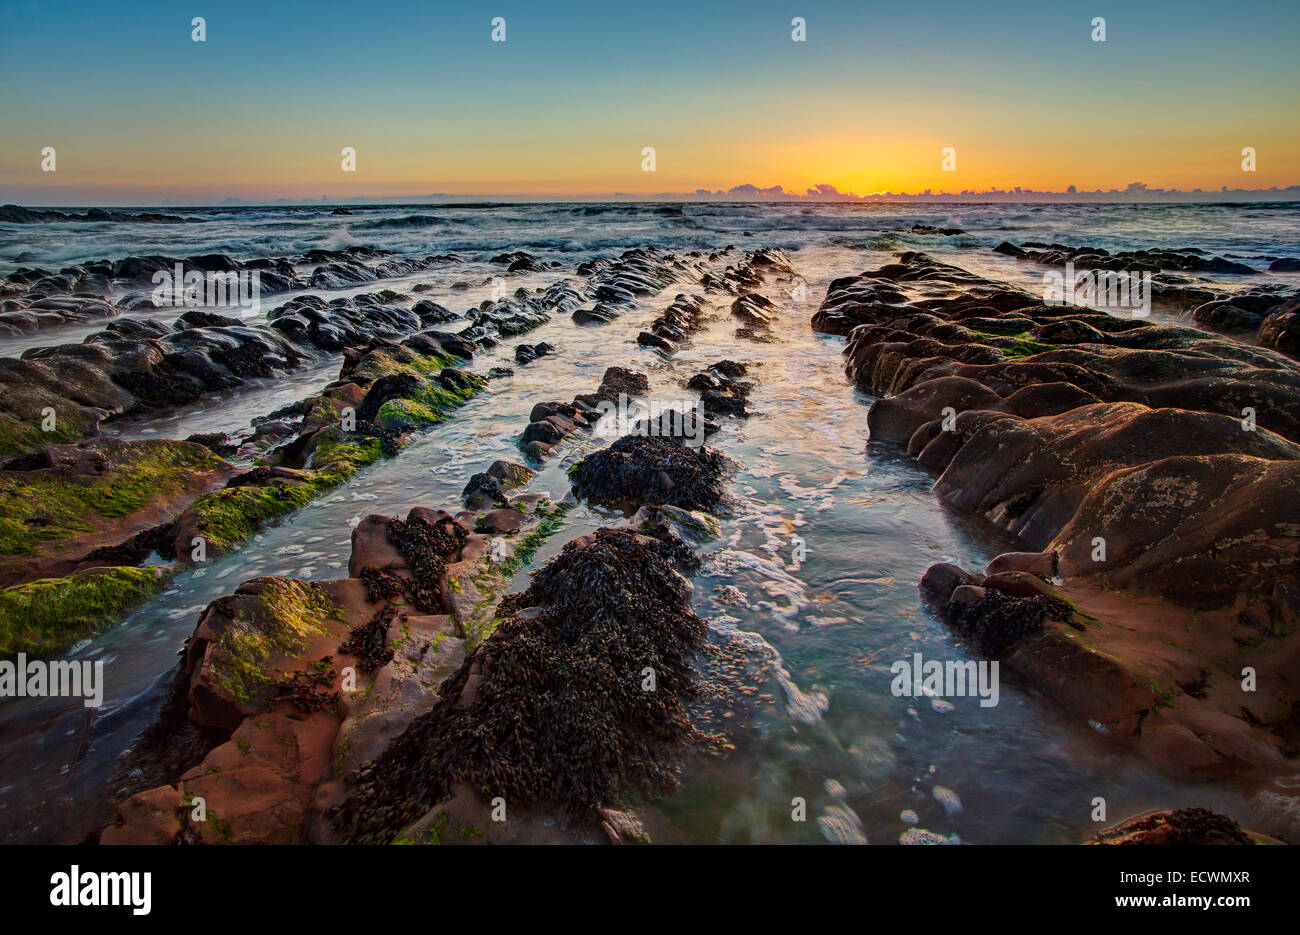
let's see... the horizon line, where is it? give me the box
[7,185,1300,211]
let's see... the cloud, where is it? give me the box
[21,181,1300,208]
[640,181,1300,203]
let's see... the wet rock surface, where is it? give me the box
[328,526,707,843]
[14,219,1296,848]
[570,434,731,512]
[97,433,593,846]
[0,247,600,457]
[993,239,1261,276]
[0,320,492,659]
[1089,808,1278,845]
[518,365,642,461]
[687,359,754,419]
[823,252,1300,790]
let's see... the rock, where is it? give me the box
[572,305,619,325]
[181,711,340,844]
[0,439,230,605]
[688,360,754,420]
[827,253,1300,788]
[812,276,915,335]
[643,294,706,344]
[1192,300,1265,334]
[591,366,649,403]
[100,785,183,845]
[632,504,721,542]
[355,373,422,423]
[512,341,555,364]
[487,460,534,487]
[996,240,1258,276]
[1053,454,1300,617]
[919,562,981,602]
[479,508,523,534]
[570,434,731,511]
[637,331,673,351]
[1089,808,1266,845]
[597,807,651,844]
[529,401,586,424]
[982,570,1064,600]
[1258,299,1299,358]
[934,404,1298,551]
[523,440,551,461]
[185,431,241,456]
[327,527,705,843]
[174,309,243,330]
[461,473,505,508]
[410,300,459,324]
[868,376,1004,443]
[984,551,1058,579]
[521,419,564,446]
[184,577,351,730]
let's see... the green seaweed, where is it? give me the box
[0,440,227,556]
[352,347,457,383]
[181,355,486,554]
[495,501,575,579]
[186,435,383,552]
[207,578,341,704]
[376,397,445,430]
[0,407,96,458]
[0,566,167,657]
[969,330,1059,359]
[999,338,1059,359]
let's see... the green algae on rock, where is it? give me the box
[176,434,385,554]
[172,347,484,557]
[0,439,229,558]
[493,500,574,580]
[0,334,486,660]
[184,577,346,727]
[0,406,102,459]
[372,369,486,433]
[0,565,169,657]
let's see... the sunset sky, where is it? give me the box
[1,0,1297,204]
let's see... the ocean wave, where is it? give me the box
[351,214,463,230]
[2,202,1298,278]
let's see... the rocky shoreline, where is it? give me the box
[991,239,1298,357]
[815,251,1300,840]
[98,370,743,845]
[89,248,797,845]
[4,231,1295,845]
[0,244,765,658]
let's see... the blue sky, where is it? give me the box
[2,0,1297,202]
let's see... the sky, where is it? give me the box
[1,0,1298,204]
